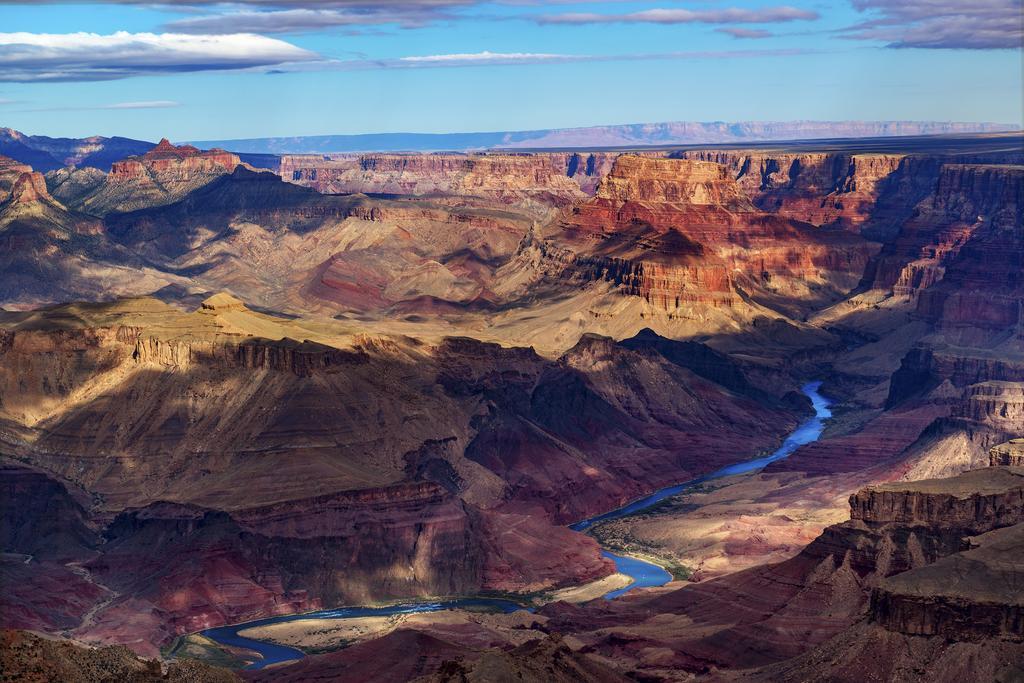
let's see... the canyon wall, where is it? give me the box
[70,139,242,215]
[545,155,877,314]
[279,151,636,201]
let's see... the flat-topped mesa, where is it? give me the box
[279,152,586,211]
[869,523,1024,640]
[849,466,1024,532]
[991,438,1024,466]
[198,291,249,313]
[596,155,753,208]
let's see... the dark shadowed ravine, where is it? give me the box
[201,382,832,670]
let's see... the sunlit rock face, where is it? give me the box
[545,155,877,315]
[1,131,1022,678]
[63,139,242,216]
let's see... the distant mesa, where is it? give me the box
[199,292,250,313]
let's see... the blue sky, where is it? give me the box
[0,0,1020,141]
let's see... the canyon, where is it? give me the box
[0,130,1021,681]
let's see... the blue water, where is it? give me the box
[600,550,673,599]
[572,381,832,598]
[201,382,831,667]
[202,598,523,670]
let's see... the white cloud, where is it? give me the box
[398,50,574,64]
[103,100,181,109]
[842,0,1022,49]
[259,46,819,74]
[537,7,820,25]
[164,8,444,34]
[0,31,320,82]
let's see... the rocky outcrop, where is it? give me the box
[5,171,56,205]
[281,152,588,212]
[0,629,239,683]
[869,522,1024,639]
[71,139,241,215]
[675,150,911,229]
[545,155,877,315]
[131,335,366,377]
[850,467,1024,531]
[991,438,1024,466]
[0,154,33,198]
[45,165,107,206]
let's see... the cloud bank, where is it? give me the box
[0,31,320,82]
[536,7,819,26]
[843,0,1023,49]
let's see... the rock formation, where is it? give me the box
[0,629,238,682]
[541,155,877,316]
[1,132,1022,678]
[991,438,1024,466]
[67,139,242,215]
[0,293,802,656]
[280,152,592,214]
[45,165,107,206]
[0,154,33,198]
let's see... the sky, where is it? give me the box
[0,0,1020,141]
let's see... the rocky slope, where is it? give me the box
[45,165,108,205]
[0,154,33,197]
[0,167,183,309]
[0,629,238,682]
[539,155,877,318]
[528,465,1024,680]
[101,166,533,313]
[64,139,242,215]
[0,293,802,656]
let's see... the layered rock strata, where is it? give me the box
[69,139,242,215]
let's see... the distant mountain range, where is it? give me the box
[2,121,1019,170]
[188,120,1020,155]
[0,127,153,172]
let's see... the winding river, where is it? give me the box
[201,382,832,669]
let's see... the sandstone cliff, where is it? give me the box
[543,155,877,316]
[69,139,242,215]
[280,152,590,213]
[535,466,1024,680]
[0,154,33,198]
[991,438,1024,466]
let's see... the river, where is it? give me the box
[201,381,832,669]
